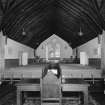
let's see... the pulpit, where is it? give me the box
[41,63,62,105]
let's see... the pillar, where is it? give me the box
[101,30,105,77]
[46,45,48,61]
[80,52,88,65]
[97,34,101,58]
[84,88,88,105]
[22,52,28,66]
[0,31,5,72]
[17,88,22,105]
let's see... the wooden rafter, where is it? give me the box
[1,0,105,48]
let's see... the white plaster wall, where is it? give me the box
[74,37,101,58]
[4,38,34,59]
[4,35,100,59]
[36,35,73,59]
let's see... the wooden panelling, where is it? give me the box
[5,59,19,68]
[89,58,101,69]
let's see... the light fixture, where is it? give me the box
[78,17,83,36]
[22,28,26,36]
[78,26,83,36]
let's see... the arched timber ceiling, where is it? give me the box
[0,0,105,48]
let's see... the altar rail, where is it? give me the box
[5,58,101,69]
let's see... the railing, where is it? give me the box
[89,58,101,69]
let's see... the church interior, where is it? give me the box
[0,0,105,105]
